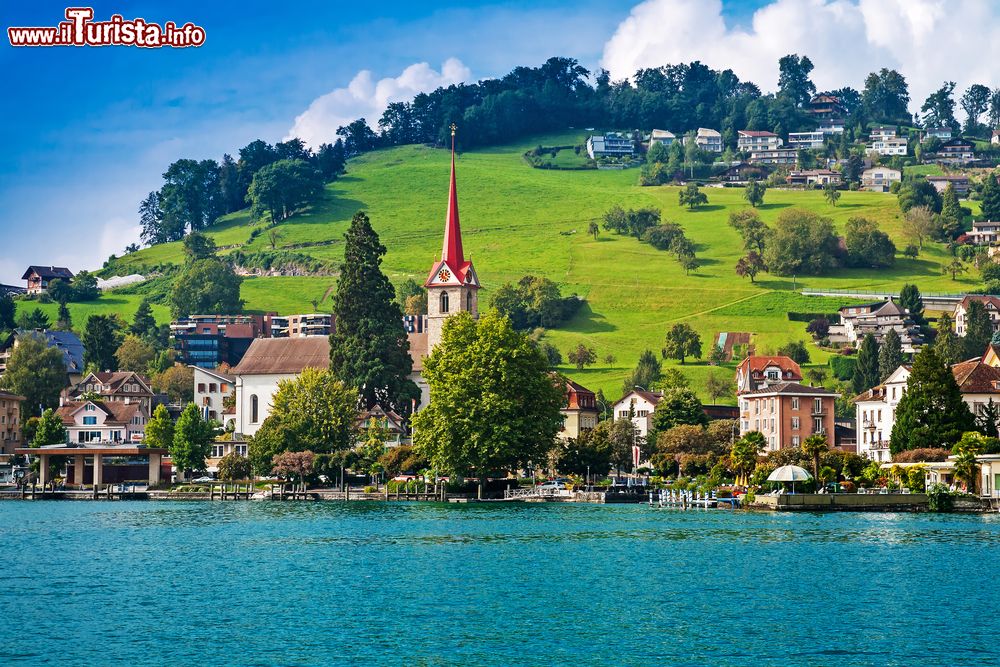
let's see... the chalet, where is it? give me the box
[860,167,901,192]
[737,130,781,152]
[586,133,634,159]
[692,128,722,152]
[739,383,840,452]
[56,399,149,445]
[787,131,825,150]
[927,175,970,196]
[807,94,844,120]
[356,404,407,447]
[649,129,676,147]
[967,220,1000,246]
[612,389,663,439]
[837,299,924,352]
[70,371,155,412]
[21,266,74,294]
[954,295,1000,336]
[559,379,599,441]
[787,169,841,186]
[735,355,803,394]
[936,138,975,164]
[748,147,797,166]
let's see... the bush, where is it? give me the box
[892,448,951,463]
[926,482,955,512]
[787,311,840,324]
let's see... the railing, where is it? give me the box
[503,486,564,500]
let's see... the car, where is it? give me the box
[192,476,215,483]
[537,480,566,490]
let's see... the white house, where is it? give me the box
[787,131,825,150]
[818,120,845,135]
[737,130,781,152]
[649,129,676,147]
[868,137,907,156]
[861,167,901,192]
[586,134,634,159]
[232,337,331,437]
[870,126,897,141]
[55,399,149,445]
[612,389,663,440]
[693,128,723,152]
[954,296,1000,336]
[967,221,1000,246]
[854,365,910,462]
[192,366,235,427]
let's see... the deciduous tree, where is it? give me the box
[171,403,214,476]
[662,323,702,365]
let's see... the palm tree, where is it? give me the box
[801,434,829,483]
[731,431,766,486]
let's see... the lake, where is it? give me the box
[2,501,998,665]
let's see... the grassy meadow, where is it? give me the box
[57,132,984,401]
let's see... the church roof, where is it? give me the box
[425,129,478,289]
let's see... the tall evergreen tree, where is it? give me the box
[964,300,993,360]
[0,292,16,332]
[890,346,974,454]
[977,399,1000,438]
[131,299,158,340]
[898,284,925,326]
[982,173,1000,222]
[82,315,124,372]
[878,327,904,381]
[55,302,73,332]
[852,333,880,393]
[940,183,963,237]
[329,211,417,412]
[934,313,965,365]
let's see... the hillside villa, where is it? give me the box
[861,166,901,192]
[787,131,825,150]
[927,174,970,196]
[748,147,797,166]
[787,169,841,186]
[966,221,1000,246]
[691,128,722,152]
[737,130,781,152]
[21,266,74,294]
[68,371,155,412]
[586,133,634,159]
[936,138,975,164]
[834,299,924,352]
[649,129,676,147]
[868,136,907,156]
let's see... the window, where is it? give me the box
[770,418,775,431]
[636,410,648,418]
[618,410,629,418]
[791,417,800,430]
[466,291,473,311]
[791,436,800,446]
[791,397,799,410]
[211,445,225,458]
[766,369,779,380]
[198,383,206,393]
[877,409,882,420]
[250,395,259,423]
[83,416,97,425]
[813,398,823,413]
[891,387,896,400]
[235,444,248,457]
[440,291,450,313]
[85,404,95,412]
[209,383,217,393]
[813,417,824,433]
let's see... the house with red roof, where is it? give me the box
[735,355,803,394]
[559,379,599,441]
[954,295,1000,337]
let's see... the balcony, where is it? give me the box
[869,440,890,450]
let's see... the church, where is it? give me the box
[408,125,481,409]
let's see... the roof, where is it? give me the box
[191,366,235,383]
[744,382,839,397]
[738,130,777,137]
[78,371,153,394]
[231,337,331,375]
[927,175,969,182]
[565,378,595,395]
[736,355,803,379]
[15,329,84,374]
[57,400,142,425]
[651,129,675,138]
[697,128,721,137]
[614,389,664,406]
[0,391,26,402]
[791,169,840,176]
[424,134,479,288]
[21,266,73,280]
[951,358,1000,394]
[958,295,1000,310]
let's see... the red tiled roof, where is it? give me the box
[739,130,777,137]
[57,400,141,425]
[736,355,803,379]
[951,358,1000,394]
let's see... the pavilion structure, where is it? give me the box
[15,443,169,488]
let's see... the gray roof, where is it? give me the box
[745,382,839,397]
[15,329,84,373]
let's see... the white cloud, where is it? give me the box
[602,0,1000,117]
[287,58,472,147]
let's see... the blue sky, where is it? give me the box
[0,0,930,283]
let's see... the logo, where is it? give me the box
[8,7,206,48]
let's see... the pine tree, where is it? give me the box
[964,299,993,360]
[940,183,963,237]
[131,299,158,339]
[852,333,880,393]
[329,211,417,412]
[55,302,73,331]
[898,284,925,326]
[977,398,1000,438]
[878,327,904,381]
[889,346,974,454]
[934,313,965,365]
[982,173,1000,222]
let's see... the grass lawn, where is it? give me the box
[92,132,982,400]
[19,294,172,329]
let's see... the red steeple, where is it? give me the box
[441,124,464,266]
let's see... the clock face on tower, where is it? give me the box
[437,268,451,282]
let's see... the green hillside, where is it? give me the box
[70,133,982,400]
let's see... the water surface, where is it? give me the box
[2,501,997,665]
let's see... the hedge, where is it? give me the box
[788,311,841,324]
[829,355,856,381]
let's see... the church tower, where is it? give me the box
[424,124,480,349]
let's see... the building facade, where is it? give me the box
[954,296,1000,336]
[861,167,901,192]
[69,371,155,412]
[735,355,803,394]
[586,134,634,159]
[739,383,839,451]
[737,130,781,152]
[21,266,74,294]
[787,131,825,150]
[612,390,663,440]
[0,391,25,455]
[748,148,798,165]
[559,379,599,441]
[56,399,149,445]
[269,314,332,337]
[193,366,235,425]
[853,365,910,461]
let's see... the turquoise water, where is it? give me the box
[3,501,999,666]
